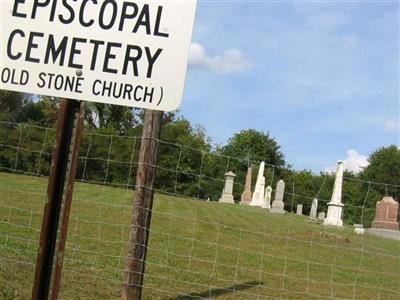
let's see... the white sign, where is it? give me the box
[0,0,197,111]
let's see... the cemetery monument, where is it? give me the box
[250,162,266,207]
[240,166,253,205]
[309,198,318,222]
[263,186,272,209]
[323,161,344,227]
[366,196,400,240]
[219,171,236,204]
[271,179,286,214]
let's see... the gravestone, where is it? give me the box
[240,167,252,205]
[250,162,265,207]
[367,197,400,240]
[371,197,399,230]
[296,204,303,215]
[219,171,236,204]
[309,198,318,222]
[318,212,325,220]
[353,224,365,235]
[366,197,400,241]
[366,197,399,240]
[323,161,344,227]
[271,179,286,214]
[263,186,272,209]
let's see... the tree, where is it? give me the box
[155,116,212,198]
[360,145,400,201]
[14,97,59,126]
[84,103,136,134]
[361,145,400,185]
[0,90,30,121]
[221,129,285,167]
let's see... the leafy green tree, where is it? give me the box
[0,90,30,121]
[221,129,285,167]
[155,116,212,198]
[361,145,400,188]
[13,96,59,126]
[359,145,399,206]
[84,103,136,134]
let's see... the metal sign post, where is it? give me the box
[31,99,85,300]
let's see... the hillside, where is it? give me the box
[1,172,399,300]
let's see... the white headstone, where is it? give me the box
[262,186,272,209]
[296,204,303,215]
[219,171,236,204]
[318,212,326,220]
[250,162,265,207]
[309,198,318,221]
[354,228,365,235]
[323,161,345,227]
[353,224,365,235]
[271,179,286,214]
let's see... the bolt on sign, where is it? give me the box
[1,0,197,111]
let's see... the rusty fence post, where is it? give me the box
[31,99,85,300]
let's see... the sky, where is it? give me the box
[180,0,399,173]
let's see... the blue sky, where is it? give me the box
[180,0,399,173]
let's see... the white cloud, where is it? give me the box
[189,42,251,74]
[344,149,369,173]
[383,120,399,132]
[325,149,369,174]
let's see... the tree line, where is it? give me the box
[0,91,399,227]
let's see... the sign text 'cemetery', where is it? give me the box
[1,0,197,111]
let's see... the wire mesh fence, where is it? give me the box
[0,121,399,300]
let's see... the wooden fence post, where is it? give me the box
[122,109,164,300]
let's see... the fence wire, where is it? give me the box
[0,121,399,300]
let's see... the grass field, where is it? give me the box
[1,172,399,299]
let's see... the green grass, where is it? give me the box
[1,172,399,299]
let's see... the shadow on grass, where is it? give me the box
[174,281,263,299]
